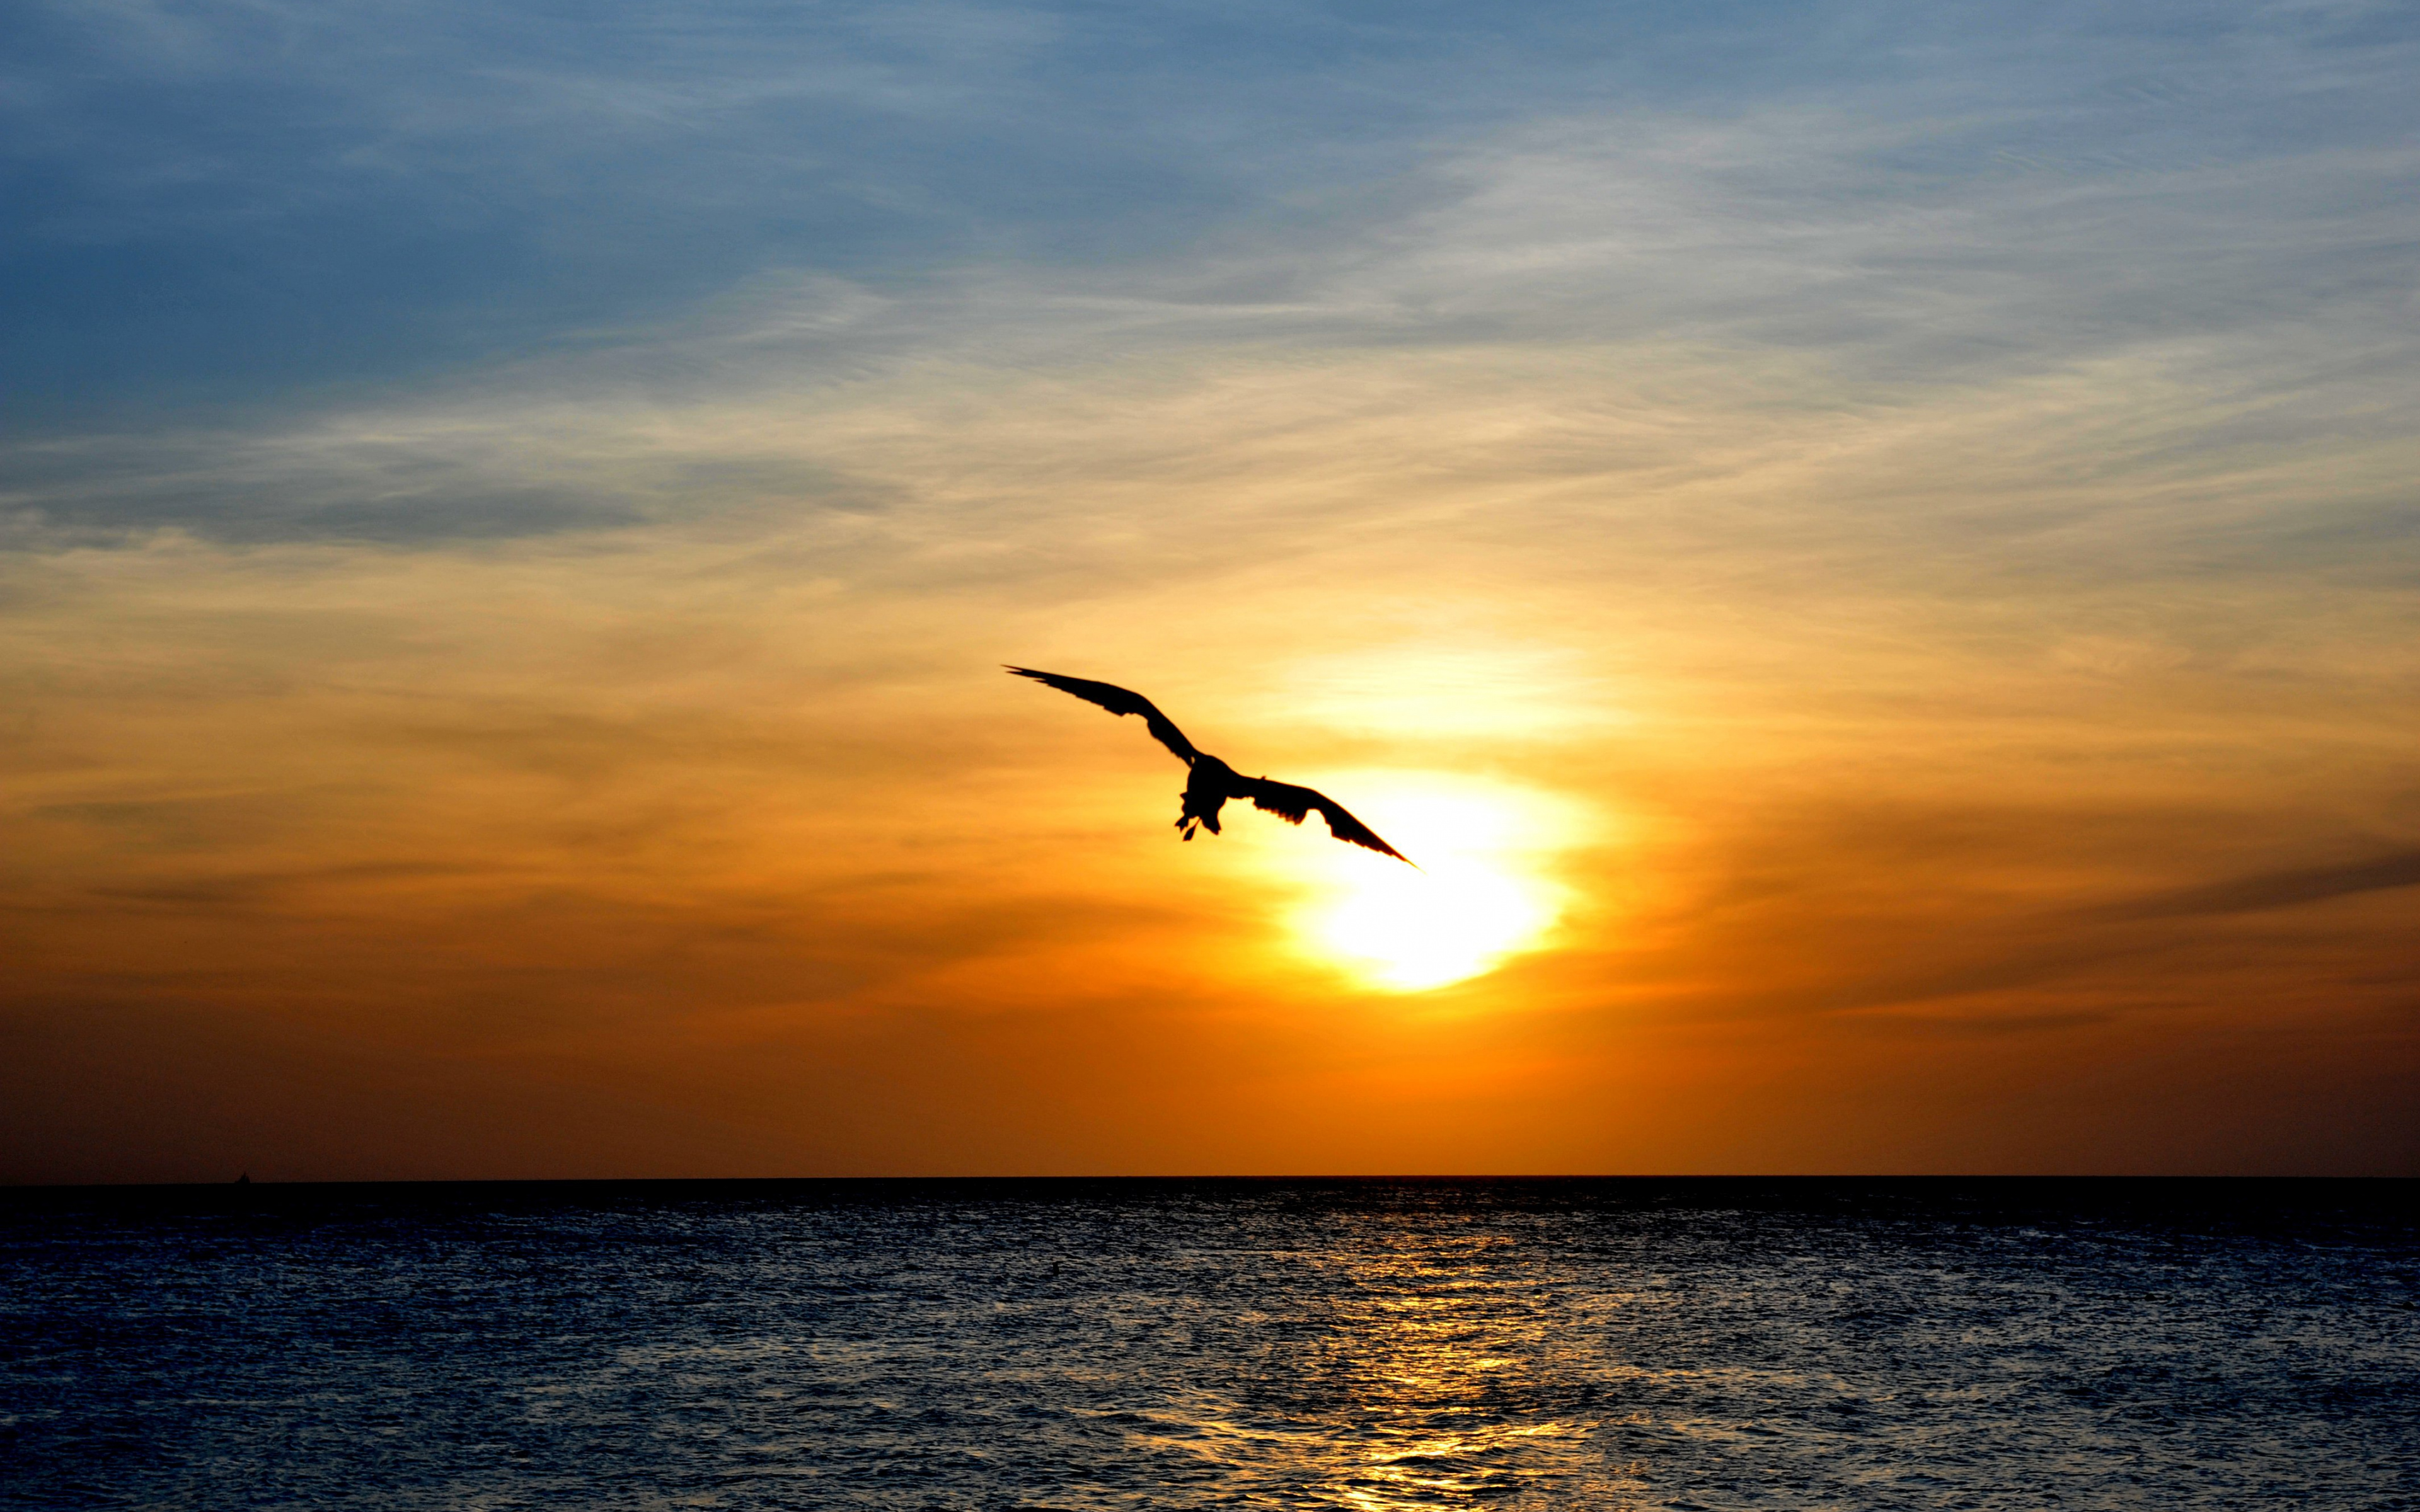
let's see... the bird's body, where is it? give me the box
[1006,666,1413,865]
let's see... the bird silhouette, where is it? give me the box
[1007,666,1415,866]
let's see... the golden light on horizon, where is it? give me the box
[1289,777,1577,992]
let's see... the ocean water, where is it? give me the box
[1,1179,2412,1510]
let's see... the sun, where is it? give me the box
[1286,777,1572,992]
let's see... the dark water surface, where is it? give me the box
[3,1179,2413,1509]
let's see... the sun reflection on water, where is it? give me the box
[1289,1226,1604,1508]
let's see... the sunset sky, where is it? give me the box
[5,0,2416,1181]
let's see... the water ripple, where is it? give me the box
[2,1179,2412,1509]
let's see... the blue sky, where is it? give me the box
[11,1,2414,439]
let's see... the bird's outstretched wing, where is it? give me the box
[1245,777,1415,866]
[1005,667,1201,763]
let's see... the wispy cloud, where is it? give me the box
[2085,848,2420,920]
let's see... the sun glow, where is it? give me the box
[1291,778,1573,992]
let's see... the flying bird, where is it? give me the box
[1006,667,1415,866]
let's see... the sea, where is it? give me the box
[2,1179,2413,1509]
